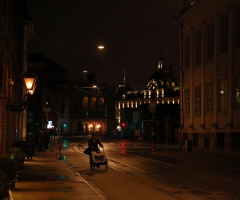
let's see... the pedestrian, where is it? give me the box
[38,129,44,151]
[26,132,35,160]
[151,128,157,151]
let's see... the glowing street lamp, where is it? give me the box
[98,45,104,49]
[24,77,36,95]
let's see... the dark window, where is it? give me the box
[74,104,78,114]
[219,14,228,53]
[232,132,240,149]
[185,37,190,69]
[61,104,64,114]
[216,132,224,148]
[194,86,201,114]
[206,23,214,59]
[184,88,190,115]
[204,137,210,148]
[235,8,240,48]
[195,30,201,64]
[192,132,198,146]
[206,82,213,112]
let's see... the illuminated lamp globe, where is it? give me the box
[24,77,36,94]
[98,45,104,49]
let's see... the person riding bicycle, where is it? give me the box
[88,133,103,151]
[88,133,104,168]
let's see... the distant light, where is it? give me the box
[83,70,88,73]
[98,45,104,49]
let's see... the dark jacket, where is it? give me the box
[26,135,35,153]
[88,138,103,151]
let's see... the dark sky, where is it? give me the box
[28,0,181,89]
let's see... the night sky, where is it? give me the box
[28,0,181,89]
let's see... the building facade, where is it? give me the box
[28,55,116,137]
[116,57,180,142]
[177,0,240,156]
[0,0,34,155]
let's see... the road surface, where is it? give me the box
[61,136,240,200]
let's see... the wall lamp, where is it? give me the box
[24,77,36,95]
[6,75,36,111]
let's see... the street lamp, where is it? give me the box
[24,77,36,95]
[6,74,36,111]
[98,45,104,50]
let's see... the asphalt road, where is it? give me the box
[62,136,240,200]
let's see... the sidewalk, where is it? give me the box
[10,150,105,200]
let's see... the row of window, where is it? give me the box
[184,8,240,69]
[60,97,105,115]
[184,74,240,115]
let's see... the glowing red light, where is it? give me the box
[121,143,126,148]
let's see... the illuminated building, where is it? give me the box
[115,56,180,141]
[176,0,240,156]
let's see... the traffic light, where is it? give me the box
[63,123,67,127]
[121,122,126,127]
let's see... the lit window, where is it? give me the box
[156,90,159,98]
[148,90,151,98]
